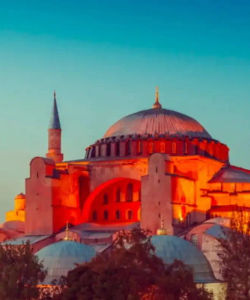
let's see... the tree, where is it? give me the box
[0,241,46,300]
[58,229,212,300]
[218,213,250,300]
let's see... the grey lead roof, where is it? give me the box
[104,108,211,139]
[209,165,250,183]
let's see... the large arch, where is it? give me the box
[82,177,141,224]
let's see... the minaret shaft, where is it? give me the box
[46,92,63,163]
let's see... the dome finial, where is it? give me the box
[64,222,71,241]
[152,86,162,109]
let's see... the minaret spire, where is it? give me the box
[46,91,63,162]
[50,91,61,129]
[152,86,162,109]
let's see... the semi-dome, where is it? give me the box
[104,107,211,139]
[36,240,96,284]
[151,235,215,283]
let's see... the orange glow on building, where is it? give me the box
[4,92,250,237]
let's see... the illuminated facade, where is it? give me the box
[5,90,250,237]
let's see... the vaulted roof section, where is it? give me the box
[209,165,250,183]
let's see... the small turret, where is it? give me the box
[156,217,168,236]
[46,91,63,163]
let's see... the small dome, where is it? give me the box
[2,221,24,232]
[104,108,211,139]
[151,235,215,283]
[36,240,96,284]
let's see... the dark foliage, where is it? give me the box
[218,213,250,300]
[58,229,212,300]
[0,241,46,300]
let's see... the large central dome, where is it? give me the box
[104,107,211,139]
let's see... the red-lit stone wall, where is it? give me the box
[85,178,141,224]
[23,151,250,236]
[25,157,54,235]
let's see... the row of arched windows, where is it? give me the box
[102,183,139,205]
[86,139,229,163]
[92,209,134,221]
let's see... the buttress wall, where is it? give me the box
[25,157,54,235]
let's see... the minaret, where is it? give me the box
[46,91,63,163]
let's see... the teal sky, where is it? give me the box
[0,0,250,222]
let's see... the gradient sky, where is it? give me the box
[0,0,250,222]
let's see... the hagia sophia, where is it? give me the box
[1,89,250,296]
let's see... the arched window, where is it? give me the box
[125,140,131,156]
[137,141,142,154]
[106,143,111,156]
[116,188,121,202]
[116,142,120,156]
[160,142,165,153]
[127,210,133,220]
[116,210,120,220]
[92,210,97,221]
[126,183,133,202]
[104,210,109,220]
[184,142,188,154]
[103,194,108,205]
[148,142,154,154]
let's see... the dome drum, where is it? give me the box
[85,106,228,162]
[85,136,229,162]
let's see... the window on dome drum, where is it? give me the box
[103,194,108,205]
[172,142,176,154]
[116,188,121,202]
[104,210,108,220]
[195,145,199,155]
[127,210,133,220]
[148,142,153,154]
[125,140,131,156]
[92,210,97,221]
[137,141,142,154]
[184,142,188,154]
[106,143,111,156]
[160,142,165,153]
[126,183,133,202]
[116,210,120,220]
